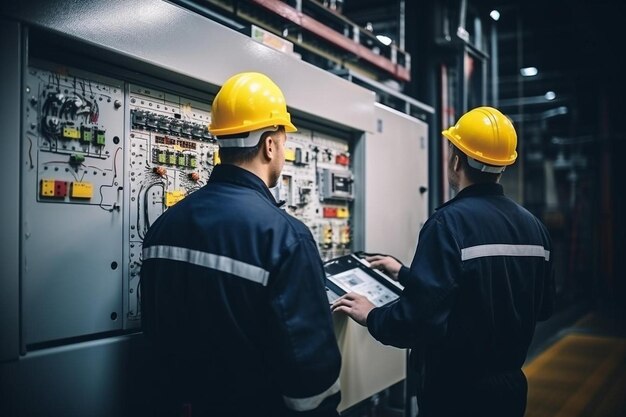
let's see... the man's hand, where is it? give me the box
[365,255,402,281]
[331,292,375,326]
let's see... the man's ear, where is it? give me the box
[453,154,461,172]
[263,134,274,160]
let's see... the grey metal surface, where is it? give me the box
[21,67,126,345]
[0,20,21,362]
[364,104,429,265]
[0,334,147,417]
[1,0,376,133]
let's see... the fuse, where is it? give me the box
[189,172,200,182]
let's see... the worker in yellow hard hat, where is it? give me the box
[142,72,341,417]
[333,107,555,417]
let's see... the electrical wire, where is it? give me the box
[143,181,165,231]
[27,137,34,169]
[97,147,122,212]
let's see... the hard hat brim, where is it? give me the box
[442,128,516,167]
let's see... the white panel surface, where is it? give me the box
[364,104,429,265]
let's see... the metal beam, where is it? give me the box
[250,0,411,81]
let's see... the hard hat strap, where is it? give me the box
[217,126,279,148]
[467,156,506,174]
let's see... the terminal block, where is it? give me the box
[62,126,80,140]
[95,130,106,146]
[80,126,93,143]
[155,149,167,164]
[40,179,55,197]
[70,182,93,199]
[167,152,177,165]
[54,180,68,198]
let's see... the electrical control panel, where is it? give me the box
[25,66,124,209]
[279,130,354,261]
[21,64,125,344]
[125,85,217,324]
[21,62,357,338]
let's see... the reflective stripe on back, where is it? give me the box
[143,245,270,286]
[283,377,341,412]
[461,244,550,261]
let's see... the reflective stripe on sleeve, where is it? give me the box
[282,377,341,412]
[461,244,550,261]
[142,245,269,286]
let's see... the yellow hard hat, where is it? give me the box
[209,72,297,137]
[442,106,517,171]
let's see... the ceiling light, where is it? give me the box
[376,35,392,46]
[520,67,538,77]
[545,91,556,100]
[490,10,500,21]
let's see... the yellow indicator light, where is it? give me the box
[71,182,93,199]
[213,150,221,165]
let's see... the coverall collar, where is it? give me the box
[437,182,504,210]
[209,164,282,206]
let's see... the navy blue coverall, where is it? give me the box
[141,164,341,417]
[367,183,555,417]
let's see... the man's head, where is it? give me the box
[442,106,517,192]
[209,72,297,187]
